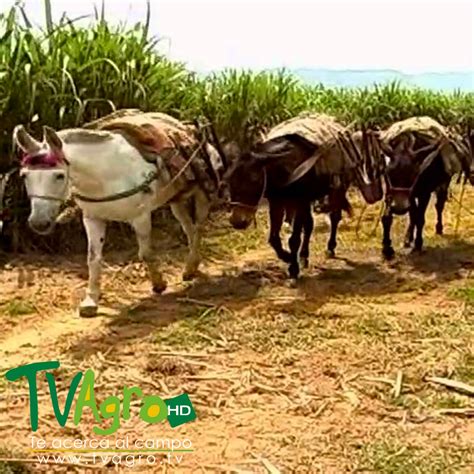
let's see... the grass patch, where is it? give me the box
[0,299,35,318]
[154,306,229,349]
[454,352,474,382]
[0,448,32,474]
[204,220,266,260]
[357,439,472,473]
[451,285,474,306]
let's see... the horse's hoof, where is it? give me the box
[78,304,98,318]
[152,282,167,294]
[326,249,336,259]
[382,247,395,260]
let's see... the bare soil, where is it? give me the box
[0,188,473,473]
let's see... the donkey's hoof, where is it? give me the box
[326,249,336,259]
[78,303,98,318]
[152,281,167,294]
[382,247,395,260]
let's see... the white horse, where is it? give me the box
[13,113,226,317]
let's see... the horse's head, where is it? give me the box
[347,128,385,205]
[382,135,428,215]
[225,138,292,230]
[13,125,69,235]
[226,150,267,230]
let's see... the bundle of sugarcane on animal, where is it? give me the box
[30,108,228,249]
[376,116,474,260]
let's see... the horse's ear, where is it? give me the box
[43,126,63,152]
[13,125,42,154]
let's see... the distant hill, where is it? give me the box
[290,69,473,92]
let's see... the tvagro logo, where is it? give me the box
[5,361,196,436]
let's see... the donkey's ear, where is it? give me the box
[13,125,42,154]
[43,126,63,152]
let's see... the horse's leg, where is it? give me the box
[170,189,210,280]
[326,208,342,258]
[288,207,304,279]
[299,202,313,268]
[413,193,431,253]
[404,199,417,248]
[131,213,167,293]
[381,205,395,260]
[79,217,106,317]
[435,182,449,235]
[269,200,291,263]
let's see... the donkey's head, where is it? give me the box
[13,125,69,235]
[226,137,293,230]
[382,134,432,215]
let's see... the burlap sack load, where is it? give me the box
[56,109,220,223]
[83,109,216,188]
[379,116,471,177]
[265,113,359,178]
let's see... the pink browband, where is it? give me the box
[21,151,63,168]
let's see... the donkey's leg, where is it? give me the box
[131,213,167,293]
[288,207,304,279]
[435,183,449,235]
[268,200,291,263]
[170,190,210,280]
[79,217,106,318]
[404,199,417,248]
[326,208,342,258]
[413,193,431,253]
[381,205,395,260]
[299,202,313,268]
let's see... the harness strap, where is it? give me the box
[71,136,205,204]
[72,170,158,203]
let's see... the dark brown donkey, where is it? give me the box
[226,130,385,279]
[380,125,474,259]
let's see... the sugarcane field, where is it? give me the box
[0,1,473,473]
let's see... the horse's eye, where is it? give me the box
[55,174,65,181]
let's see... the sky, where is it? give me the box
[6,0,474,73]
